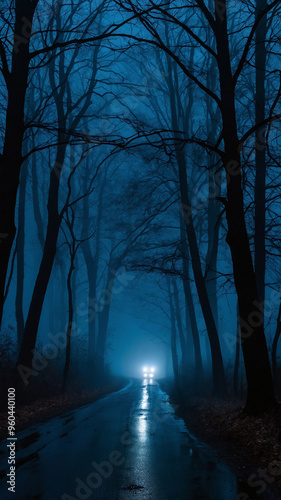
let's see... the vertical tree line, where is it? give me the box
[0,0,280,412]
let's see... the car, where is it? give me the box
[143,366,155,381]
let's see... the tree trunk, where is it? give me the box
[62,253,75,392]
[0,0,38,325]
[205,43,222,335]
[81,230,97,367]
[180,219,204,380]
[167,56,225,395]
[15,161,28,348]
[31,133,45,250]
[168,279,179,384]
[233,303,241,397]
[95,265,116,374]
[254,0,267,311]
[215,0,276,413]
[81,170,104,368]
[272,300,281,380]
[205,167,222,333]
[172,277,189,375]
[178,148,226,396]
[17,144,66,371]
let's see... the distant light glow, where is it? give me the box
[142,366,156,380]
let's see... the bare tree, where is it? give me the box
[0,0,132,325]
[16,3,104,371]
[116,0,280,412]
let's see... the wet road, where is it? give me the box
[0,380,278,499]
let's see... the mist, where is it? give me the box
[0,1,281,499]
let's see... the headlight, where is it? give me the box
[142,366,156,379]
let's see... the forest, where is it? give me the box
[0,1,281,499]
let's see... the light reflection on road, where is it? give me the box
[137,383,149,442]
[0,381,278,500]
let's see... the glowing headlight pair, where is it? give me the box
[143,366,155,378]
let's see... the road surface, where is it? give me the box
[0,380,278,499]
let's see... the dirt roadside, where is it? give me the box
[161,381,281,500]
[0,378,128,442]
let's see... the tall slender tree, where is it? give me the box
[117,0,279,411]
[254,0,267,311]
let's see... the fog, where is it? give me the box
[1,2,281,499]
[0,0,280,416]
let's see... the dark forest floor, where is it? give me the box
[161,379,281,499]
[0,377,127,442]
